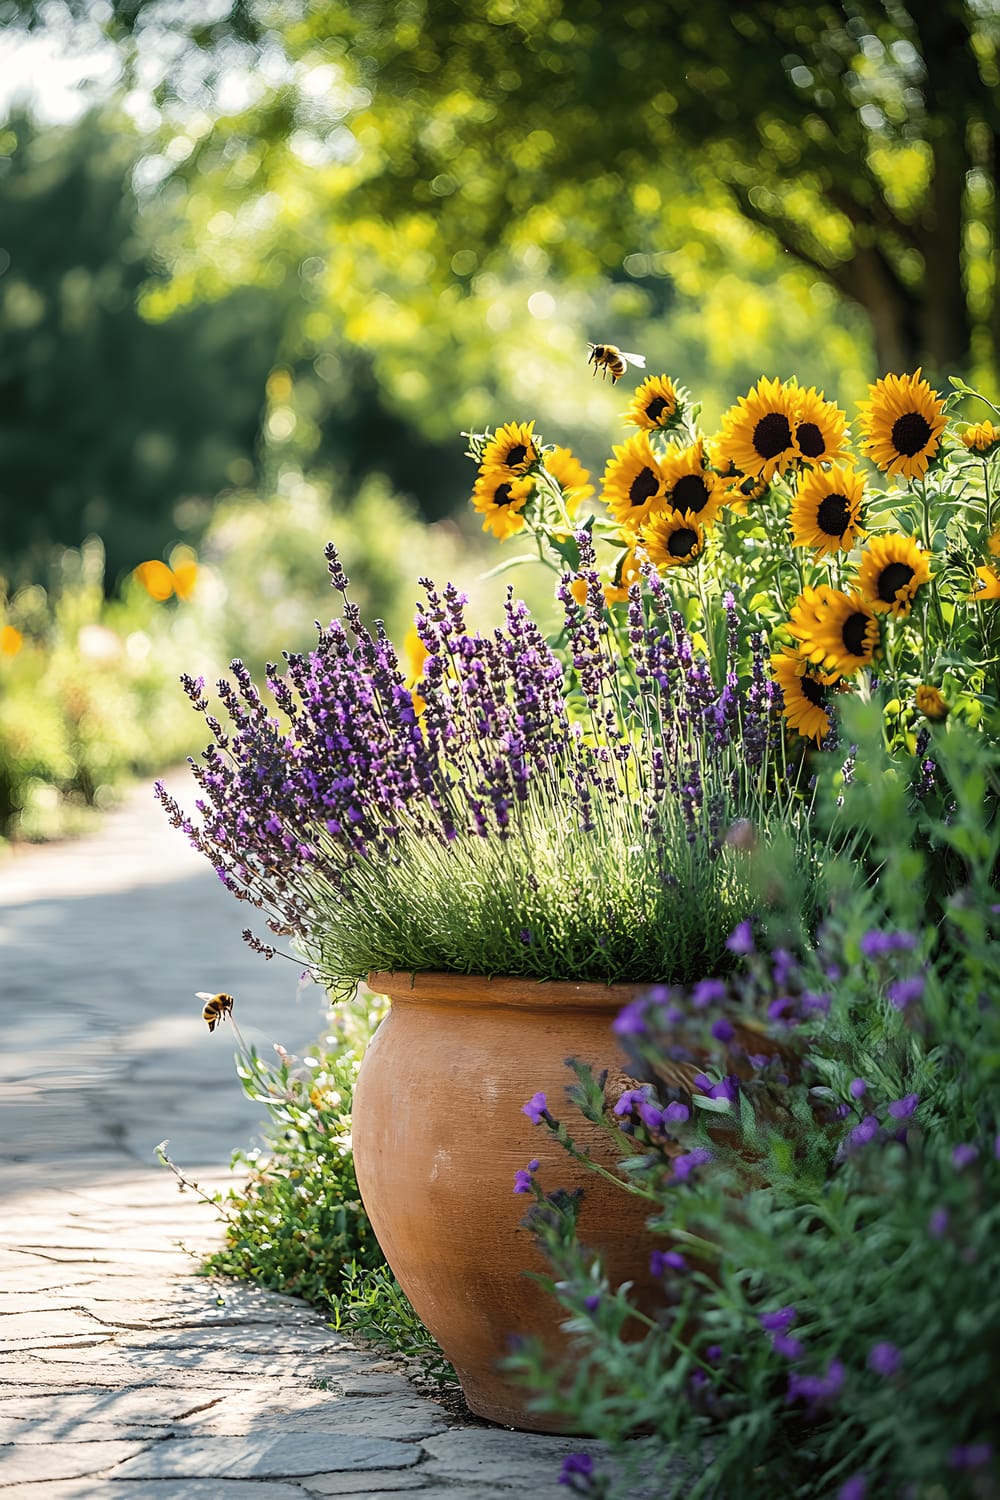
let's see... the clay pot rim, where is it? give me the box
[368,969,650,1011]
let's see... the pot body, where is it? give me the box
[352,970,672,1431]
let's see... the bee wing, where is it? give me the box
[195,992,214,1002]
[620,353,646,368]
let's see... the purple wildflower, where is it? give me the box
[513,1170,534,1195]
[522,1092,548,1125]
[868,1341,902,1377]
[664,1101,690,1124]
[860,929,918,958]
[838,1478,868,1500]
[787,1358,844,1406]
[948,1444,993,1470]
[887,974,925,1009]
[952,1143,979,1170]
[558,1453,594,1488]
[711,1017,735,1043]
[613,1087,651,1118]
[887,1093,919,1121]
[691,978,727,1008]
[759,1306,797,1334]
[929,1207,950,1238]
[672,1148,713,1180]
[612,1000,649,1036]
[849,1078,868,1100]
[725,918,755,956]
[706,1344,723,1363]
[583,1294,601,1313]
[772,1333,805,1359]
[650,1249,688,1275]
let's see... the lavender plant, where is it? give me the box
[509,703,1000,1499]
[158,537,817,997]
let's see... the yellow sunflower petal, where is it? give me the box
[786,586,880,675]
[472,468,534,540]
[856,370,947,482]
[623,374,684,432]
[480,420,539,476]
[789,466,866,557]
[715,376,801,482]
[854,534,931,618]
[770,649,840,743]
[600,432,666,533]
[659,439,725,528]
[640,509,705,569]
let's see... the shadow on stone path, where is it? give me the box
[0,779,606,1497]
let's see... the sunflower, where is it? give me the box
[402,624,430,716]
[856,370,947,482]
[601,432,666,532]
[960,420,1000,456]
[723,473,772,516]
[771,649,843,743]
[791,385,850,468]
[544,446,594,518]
[854,534,931,618]
[641,509,704,569]
[659,439,725,528]
[786,585,880,675]
[715,377,801,482]
[472,468,534,540]
[972,565,1000,600]
[789,466,866,556]
[603,548,644,604]
[915,684,949,721]
[623,374,684,433]
[479,420,539,476]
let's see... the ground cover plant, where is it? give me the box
[510,706,1000,1497]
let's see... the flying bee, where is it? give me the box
[587,343,646,383]
[197,992,235,1033]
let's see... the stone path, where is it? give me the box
[0,779,605,1497]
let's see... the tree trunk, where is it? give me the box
[848,242,922,373]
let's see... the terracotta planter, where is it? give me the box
[352,970,695,1431]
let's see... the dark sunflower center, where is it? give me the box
[505,443,529,467]
[752,411,792,460]
[799,675,828,707]
[797,421,826,458]
[817,493,851,537]
[890,411,932,457]
[877,561,915,602]
[629,466,660,507]
[494,482,514,507]
[667,527,698,558]
[672,473,710,514]
[645,395,671,423]
[841,611,871,657]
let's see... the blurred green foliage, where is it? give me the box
[0,112,281,587]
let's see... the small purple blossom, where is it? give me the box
[952,1143,979,1170]
[583,1293,601,1313]
[787,1358,844,1406]
[772,1333,805,1359]
[691,978,727,1008]
[650,1249,688,1275]
[868,1341,902,1377]
[706,1344,723,1363]
[672,1147,713,1181]
[860,928,918,959]
[838,1477,868,1500]
[887,974,925,1009]
[522,1092,548,1125]
[711,1017,735,1043]
[558,1453,594,1488]
[664,1101,690,1124]
[612,1000,649,1036]
[948,1443,993,1470]
[759,1306,797,1334]
[929,1206,950,1238]
[513,1170,534,1194]
[887,1093,919,1120]
[726,918,755,956]
[613,1087,651,1118]
[849,1078,868,1100]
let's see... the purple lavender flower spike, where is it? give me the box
[726,918,755,956]
[952,1143,979,1170]
[887,1093,919,1121]
[868,1341,902,1377]
[522,1092,548,1124]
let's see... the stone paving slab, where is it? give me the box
[0,781,632,1497]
